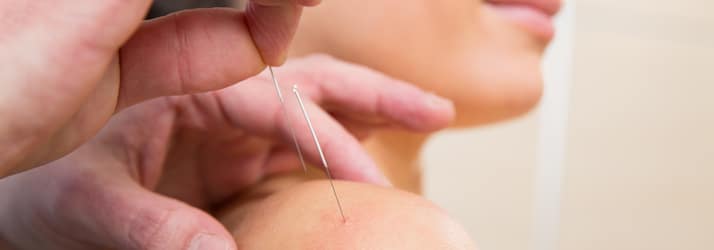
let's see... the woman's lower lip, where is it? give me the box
[487,3,555,41]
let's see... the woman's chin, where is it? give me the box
[447,75,544,127]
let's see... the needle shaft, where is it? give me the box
[292,84,346,221]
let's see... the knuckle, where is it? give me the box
[76,0,149,55]
[168,12,195,94]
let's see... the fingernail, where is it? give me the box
[426,93,453,110]
[189,233,230,250]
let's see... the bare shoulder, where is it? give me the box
[222,180,477,250]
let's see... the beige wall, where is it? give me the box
[424,1,714,249]
[424,116,539,250]
[561,0,714,249]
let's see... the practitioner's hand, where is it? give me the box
[0,55,454,250]
[0,0,320,177]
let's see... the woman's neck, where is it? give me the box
[363,130,429,193]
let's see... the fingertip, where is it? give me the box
[387,89,455,132]
[267,51,289,66]
[359,161,393,187]
[331,157,392,187]
[422,92,456,128]
[245,2,302,66]
[425,93,454,112]
[372,172,394,187]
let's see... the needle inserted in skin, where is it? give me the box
[292,84,347,222]
[268,66,308,173]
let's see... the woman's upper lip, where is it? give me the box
[485,0,562,17]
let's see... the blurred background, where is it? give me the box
[424,0,714,250]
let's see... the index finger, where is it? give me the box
[270,55,456,132]
[245,0,321,65]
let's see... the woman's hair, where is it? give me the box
[147,0,232,19]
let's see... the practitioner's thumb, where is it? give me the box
[52,172,236,250]
[105,186,235,250]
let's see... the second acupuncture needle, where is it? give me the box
[292,84,346,221]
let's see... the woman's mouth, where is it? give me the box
[485,0,562,41]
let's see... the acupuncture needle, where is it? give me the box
[267,66,308,173]
[292,84,347,222]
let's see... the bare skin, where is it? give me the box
[219,176,477,250]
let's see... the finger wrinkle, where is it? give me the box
[168,11,194,96]
[245,3,300,65]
